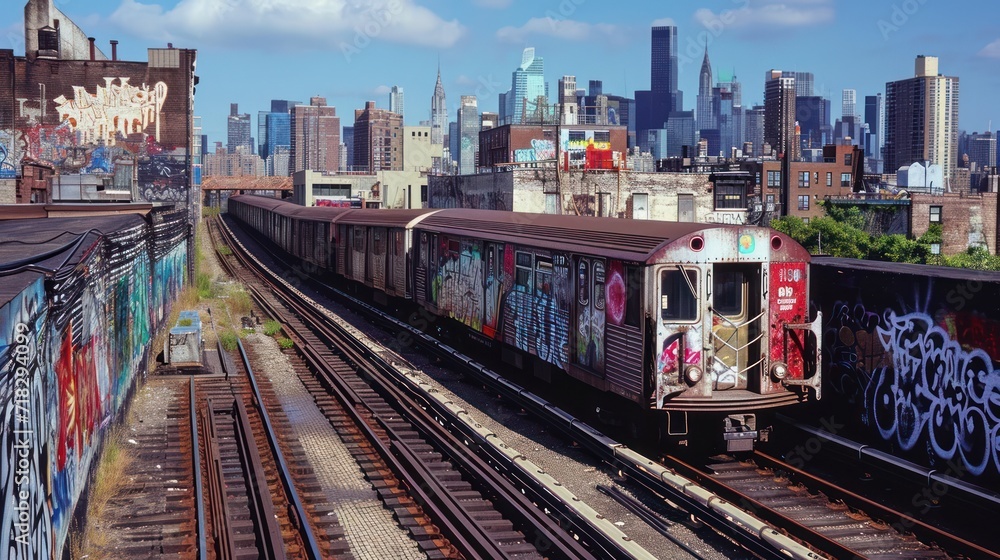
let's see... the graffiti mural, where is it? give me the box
[153,242,188,325]
[825,299,1000,478]
[575,258,605,371]
[482,246,505,338]
[0,279,52,560]
[0,133,17,178]
[504,251,571,369]
[655,326,703,407]
[54,78,168,146]
[430,237,485,331]
[514,138,556,162]
[873,311,1000,477]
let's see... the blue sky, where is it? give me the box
[4,0,999,146]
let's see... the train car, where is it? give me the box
[411,210,821,449]
[227,195,822,450]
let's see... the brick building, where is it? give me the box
[2,2,197,206]
[478,124,628,170]
[745,144,863,221]
[352,101,402,173]
[910,192,999,255]
[428,167,734,223]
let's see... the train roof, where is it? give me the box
[0,214,147,308]
[416,209,728,263]
[811,256,1000,281]
[334,208,438,228]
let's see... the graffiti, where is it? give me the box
[505,252,571,369]
[873,310,1000,476]
[605,261,627,326]
[706,211,746,225]
[575,259,605,370]
[513,139,555,162]
[0,139,16,178]
[54,78,168,146]
[431,238,484,331]
[0,279,52,560]
[655,327,703,406]
[482,247,503,338]
[140,155,189,202]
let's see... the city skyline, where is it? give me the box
[2,0,999,146]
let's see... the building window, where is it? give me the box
[632,193,649,219]
[802,217,810,224]
[715,183,746,210]
[797,195,810,210]
[929,206,942,223]
[930,243,941,255]
[767,170,780,188]
[798,171,810,188]
[826,172,832,187]
[844,153,853,166]
[840,173,851,187]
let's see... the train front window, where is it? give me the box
[713,270,745,317]
[661,268,698,322]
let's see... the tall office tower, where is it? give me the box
[968,132,996,171]
[793,72,814,97]
[390,85,405,120]
[765,70,799,161]
[745,105,766,157]
[864,94,884,172]
[885,55,960,180]
[500,47,548,124]
[431,65,447,145]
[666,111,696,158]
[353,101,403,173]
[258,99,300,171]
[457,95,479,175]
[227,103,252,154]
[796,96,831,150]
[290,97,341,174]
[558,75,578,125]
[635,24,683,151]
[842,89,858,120]
[697,45,715,134]
[342,126,355,171]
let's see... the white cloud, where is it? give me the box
[651,18,676,27]
[372,84,391,96]
[693,0,834,29]
[473,0,513,8]
[496,17,620,43]
[108,0,465,50]
[979,38,1000,59]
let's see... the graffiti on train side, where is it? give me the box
[827,302,1000,477]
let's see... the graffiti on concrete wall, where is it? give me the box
[0,279,52,560]
[826,301,1000,477]
[54,78,168,146]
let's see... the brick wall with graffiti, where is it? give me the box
[0,49,195,203]
[812,258,1000,480]
[0,212,187,559]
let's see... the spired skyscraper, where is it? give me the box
[697,45,715,134]
[431,65,447,146]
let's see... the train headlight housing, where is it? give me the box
[684,365,703,385]
[770,362,789,381]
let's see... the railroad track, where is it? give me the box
[209,215,612,559]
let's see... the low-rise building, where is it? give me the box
[910,192,998,255]
[293,169,427,209]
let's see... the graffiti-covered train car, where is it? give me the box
[227,195,823,451]
[811,257,1000,480]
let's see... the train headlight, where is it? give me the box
[684,365,703,385]
[770,362,789,381]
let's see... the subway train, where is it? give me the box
[228,195,821,450]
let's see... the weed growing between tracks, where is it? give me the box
[68,426,134,560]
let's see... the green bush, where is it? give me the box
[277,337,294,350]
[263,320,282,336]
[219,330,239,351]
[228,288,253,316]
[217,245,233,256]
[196,272,214,299]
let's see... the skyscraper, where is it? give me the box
[765,71,799,161]
[651,25,681,119]
[797,96,831,151]
[457,95,479,175]
[697,45,715,135]
[259,99,299,169]
[291,97,341,174]
[431,66,447,146]
[884,56,960,180]
[502,48,548,124]
[842,89,858,120]
[227,103,252,154]
[558,76,578,125]
[864,94,884,172]
[390,85,405,120]
[968,132,996,172]
[353,101,403,173]
[745,105,766,157]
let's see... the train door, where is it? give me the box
[370,227,386,290]
[709,264,763,391]
[482,243,502,339]
[574,257,605,372]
